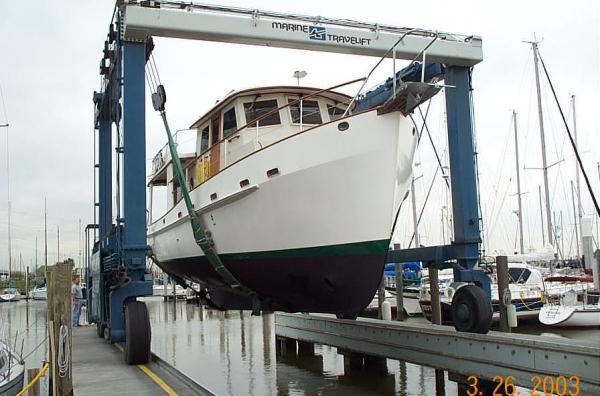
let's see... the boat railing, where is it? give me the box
[189,77,366,183]
[342,29,440,117]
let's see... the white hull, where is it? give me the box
[32,287,47,300]
[152,284,186,297]
[0,293,22,302]
[539,304,600,327]
[149,109,415,263]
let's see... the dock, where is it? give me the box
[72,326,214,396]
[275,313,600,394]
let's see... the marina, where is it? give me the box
[1,0,599,395]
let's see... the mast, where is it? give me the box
[411,176,420,247]
[571,180,580,258]
[538,185,545,246]
[57,225,60,263]
[35,236,38,285]
[571,95,583,258]
[513,110,525,254]
[530,40,554,246]
[44,197,48,277]
[5,122,11,284]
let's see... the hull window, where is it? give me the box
[290,99,322,124]
[244,99,281,127]
[222,107,237,139]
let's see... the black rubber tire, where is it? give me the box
[96,322,106,338]
[336,313,358,320]
[451,284,492,334]
[124,301,151,364]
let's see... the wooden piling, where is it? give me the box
[27,368,41,396]
[377,274,385,319]
[395,262,405,321]
[47,262,74,396]
[496,255,511,333]
[428,264,442,325]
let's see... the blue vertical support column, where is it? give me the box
[444,66,490,295]
[98,115,112,243]
[109,40,152,342]
[95,112,112,324]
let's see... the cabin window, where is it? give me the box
[327,104,346,121]
[244,99,281,127]
[289,99,322,124]
[211,117,220,145]
[508,268,531,284]
[222,107,237,139]
[200,125,210,152]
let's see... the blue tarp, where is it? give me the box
[354,62,445,113]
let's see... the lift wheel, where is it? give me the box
[124,300,152,364]
[451,284,492,334]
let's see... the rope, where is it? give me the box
[15,362,49,396]
[57,325,69,378]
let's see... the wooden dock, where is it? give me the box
[72,326,213,395]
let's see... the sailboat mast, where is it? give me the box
[571,180,580,258]
[538,185,545,246]
[571,95,584,257]
[411,176,420,247]
[513,110,525,254]
[5,123,11,284]
[57,225,60,263]
[531,40,554,246]
[44,197,48,276]
[35,236,38,284]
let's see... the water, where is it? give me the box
[146,298,455,395]
[0,300,49,395]
[1,299,598,395]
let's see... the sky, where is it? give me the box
[0,0,598,271]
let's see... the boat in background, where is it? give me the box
[0,288,22,303]
[0,340,25,396]
[539,290,600,327]
[31,285,47,300]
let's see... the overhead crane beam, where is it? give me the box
[121,1,483,67]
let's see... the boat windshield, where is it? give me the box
[508,268,531,284]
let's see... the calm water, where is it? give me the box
[1,299,598,395]
[0,300,49,395]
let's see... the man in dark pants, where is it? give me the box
[71,275,83,327]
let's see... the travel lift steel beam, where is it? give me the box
[89,0,488,364]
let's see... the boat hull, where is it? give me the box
[539,304,600,327]
[149,109,416,314]
[159,240,388,313]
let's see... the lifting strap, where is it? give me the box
[152,85,260,313]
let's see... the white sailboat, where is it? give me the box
[539,290,600,327]
[0,340,25,396]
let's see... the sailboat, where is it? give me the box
[0,340,25,395]
[148,62,443,315]
[32,200,48,301]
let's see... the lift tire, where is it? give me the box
[124,301,151,365]
[451,284,492,334]
[96,322,106,338]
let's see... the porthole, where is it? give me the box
[337,121,349,131]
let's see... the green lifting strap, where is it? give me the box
[157,105,260,311]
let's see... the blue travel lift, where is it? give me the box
[87,2,491,365]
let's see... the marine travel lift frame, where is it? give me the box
[89,0,488,364]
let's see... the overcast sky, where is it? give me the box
[0,0,598,271]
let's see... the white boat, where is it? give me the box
[147,77,436,315]
[0,340,25,396]
[32,285,47,301]
[539,290,600,327]
[152,284,186,298]
[0,288,22,303]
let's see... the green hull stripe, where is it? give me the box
[219,239,390,261]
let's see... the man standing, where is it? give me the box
[71,274,83,327]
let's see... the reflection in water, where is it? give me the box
[0,301,49,395]
[146,299,457,395]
